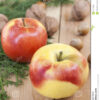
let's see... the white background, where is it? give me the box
[91,0,100,100]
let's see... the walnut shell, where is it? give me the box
[26,9,37,18]
[70,38,83,50]
[31,4,46,19]
[72,0,90,20]
[26,4,46,25]
[45,16,59,37]
[78,22,90,35]
[0,14,8,32]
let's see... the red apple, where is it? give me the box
[1,18,47,62]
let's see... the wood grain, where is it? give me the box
[6,3,90,100]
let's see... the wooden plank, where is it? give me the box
[5,77,33,100]
[59,3,90,100]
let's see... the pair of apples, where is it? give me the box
[1,18,89,99]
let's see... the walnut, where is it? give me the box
[45,16,59,37]
[26,4,46,25]
[0,14,8,32]
[70,38,83,50]
[78,22,90,35]
[72,0,90,20]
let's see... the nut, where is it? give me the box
[78,22,90,35]
[70,38,83,50]
[31,4,46,20]
[45,16,59,37]
[72,0,90,20]
[26,4,46,25]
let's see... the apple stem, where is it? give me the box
[22,18,26,27]
[57,52,76,62]
[57,51,63,61]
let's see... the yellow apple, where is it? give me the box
[29,43,89,99]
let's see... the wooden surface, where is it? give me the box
[6,3,90,100]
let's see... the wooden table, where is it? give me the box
[6,3,90,100]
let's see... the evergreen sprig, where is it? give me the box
[0,0,40,20]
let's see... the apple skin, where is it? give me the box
[29,43,89,99]
[1,18,47,62]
